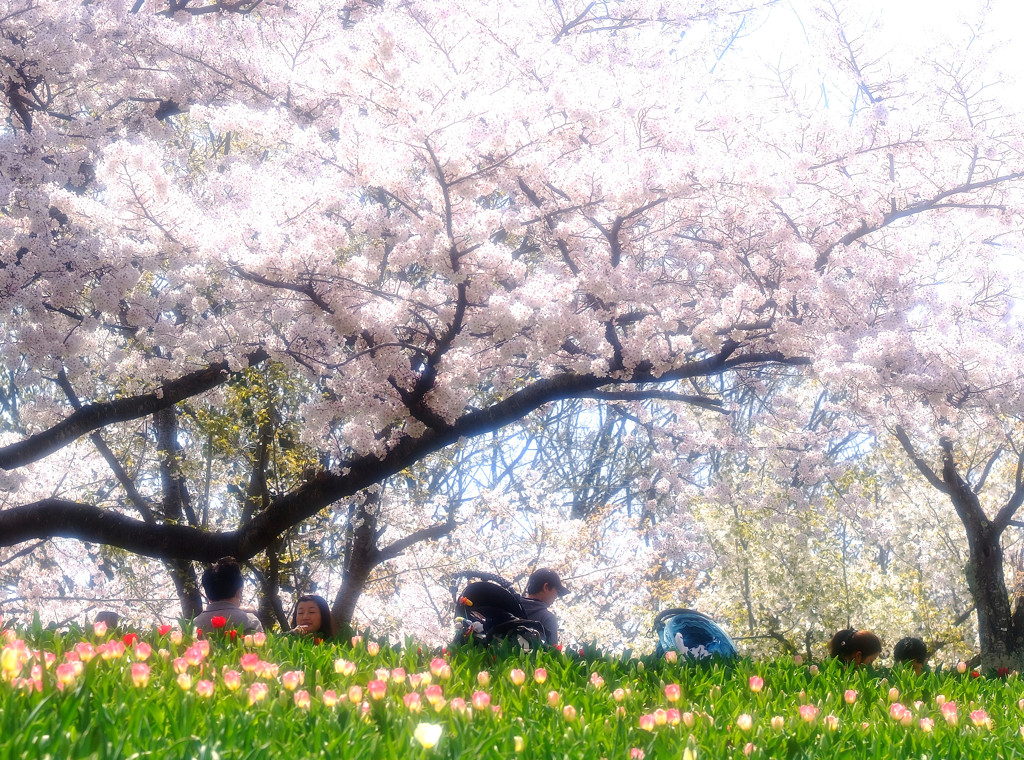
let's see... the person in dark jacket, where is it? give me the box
[519,568,570,646]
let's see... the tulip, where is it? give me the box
[347,684,363,703]
[589,672,605,690]
[654,708,667,726]
[664,683,681,702]
[184,646,204,667]
[367,679,387,700]
[970,708,991,728]
[736,713,753,731]
[429,657,446,677]
[196,679,215,698]
[391,667,406,683]
[70,660,84,677]
[222,669,242,690]
[533,667,547,684]
[282,670,304,691]
[425,684,444,706]
[93,621,108,637]
[889,703,907,721]
[957,661,968,674]
[666,708,681,726]
[471,691,491,710]
[682,711,695,728]
[350,635,363,647]
[322,689,339,707]
[477,671,490,687]
[241,653,260,672]
[638,713,656,732]
[935,694,947,706]
[210,616,227,630]
[613,687,626,702]
[744,743,756,757]
[56,662,76,687]
[941,702,958,726]
[75,643,95,662]
[251,633,267,647]
[844,689,858,704]
[134,642,152,662]
[176,672,193,691]
[823,714,839,731]
[334,658,356,677]
[792,654,803,665]
[248,682,268,705]
[509,668,526,686]
[664,650,678,664]
[888,687,900,702]
[547,690,561,706]
[514,736,525,752]
[131,663,151,688]
[294,690,311,709]
[409,673,423,689]
[169,630,183,646]
[771,715,785,730]
[413,723,442,749]
[748,675,763,692]
[157,625,172,636]
[920,717,935,732]
[799,704,819,722]
[563,704,577,722]
[173,657,189,674]
[450,697,467,715]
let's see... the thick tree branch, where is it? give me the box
[892,426,950,494]
[0,350,269,471]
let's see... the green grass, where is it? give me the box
[2,624,1022,759]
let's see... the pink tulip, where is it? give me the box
[404,692,423,713]
[131,663,151,688]
[367,679,387,700]
[748,675,763,692]
[771,715,785,730]
[134,642,152,661]
[176,672,192,691]
[920,717,935,732]
[430,657,447,677]
[666,708,681,726]
[424,684,444,707]
[282,670,304,691]
[322,689,339,707]
[654,708,667,726]
[390,667,407,683]
[477,671,490,687]
[334,658,356,677]
[970,708,991,728]
[450,697,467,715]
[93,621,108,637]
[251,633,267,647]
[844,689,857,704]
[533,667,548,684]
[173,657,189,674]
[196,680,215,698]
[366,641,380,656]
[222,669,242,690]
[744,743,756,757]
[56,662,76,687]
[589,672,605,690]
[664,650,678,664]
[682,711,695,728]
[471,691,491,710]
[240,653,260,672]
[509,668,526,686]
[75,642,95,662]
[613,688,626,702]
[630,749,645,759]
[664,683,681,702]
[823,714,839,731]
[547,690,561,706]
[184,645,204,667]
[562,704,577,722]
[736,713,753,731]
[248,682,268,705]
[798,704,819,723]
[294,690,311,709]
[347,684,363,703]
[638,713,656,732]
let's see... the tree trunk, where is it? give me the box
[167,558,203,620]
[332,498,379,636]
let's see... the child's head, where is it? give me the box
[893,636,928,673]
[201,557,244,602]
[830,628,882,665]
[291,594,333,636]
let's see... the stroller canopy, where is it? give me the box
[654,608,738,660]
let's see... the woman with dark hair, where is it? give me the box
[893,636,929,674]
[829,628,882,666]
[289,594,334,639]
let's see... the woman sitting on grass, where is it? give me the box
[288,594,334,639]
[829,628,882,666]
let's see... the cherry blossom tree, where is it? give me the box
[2,0,1024,661]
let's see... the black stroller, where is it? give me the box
[449,571,547,648]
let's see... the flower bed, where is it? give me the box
[1,622,1021,759]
